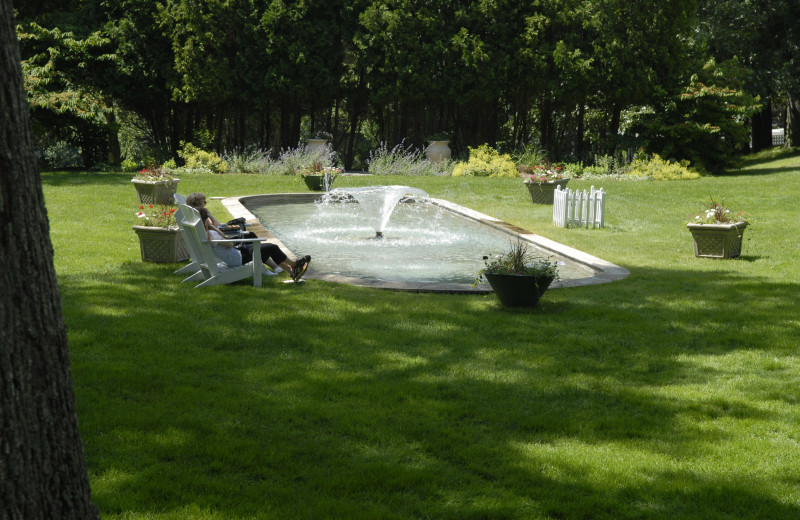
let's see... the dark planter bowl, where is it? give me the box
[484,272,555,307]
[302,174,336,191]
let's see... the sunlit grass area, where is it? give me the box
[45,149,800,519]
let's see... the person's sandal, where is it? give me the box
[292,255,311,282]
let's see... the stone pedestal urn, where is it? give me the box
[306,139,329,154]
[425,141,452,163]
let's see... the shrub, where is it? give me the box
[177,142,228,174]
[627,154,701,180]
[511,143,548,168]
[368,141,453,176]
[43,141,82,169]
[222,147,276,174]
[595,152,630,175]
[162,158,177,171]
[274,143,339,176]
[562,162,608,177]
[120,158,139,172]
[452,144,517,178]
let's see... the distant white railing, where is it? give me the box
[553,185,606,228]
[772,128,785,146]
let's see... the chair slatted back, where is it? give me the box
[179,204,222,278]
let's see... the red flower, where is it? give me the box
[139,205,144,209]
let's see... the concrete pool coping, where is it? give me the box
[220,193,629,293]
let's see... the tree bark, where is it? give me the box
[104,108,122,166]
[0,2,99,518]
[539,94,554,156]
[787,93,800,148]
[576,104,586,162]
[607,103,622,155]
[750,102,772,152]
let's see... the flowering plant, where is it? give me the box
[518,163,569,183]
[135,204,179,228]
[474,240,559,285]
[687,197,749,225]
[296,161,342,179]
[133,165,174,182]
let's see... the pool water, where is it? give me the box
[245,198,594,285]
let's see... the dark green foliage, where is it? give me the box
[16,0,800,169]
[633,59,761,173]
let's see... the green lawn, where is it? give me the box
[46,150,800,519]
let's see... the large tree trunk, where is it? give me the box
[0,2,99,518]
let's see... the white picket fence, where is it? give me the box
[553,185,606,228]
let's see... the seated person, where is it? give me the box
[199,208,310,282]
[186,192,222,226]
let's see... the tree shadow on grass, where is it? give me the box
[41,170,132,187]
[722,149,800,176]
[60,264,800,519]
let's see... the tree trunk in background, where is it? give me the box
[607,103,622,155]
[750,102,772,152]
[539,95,554,156]
[0,1,99,518]
[787,93,800,148]
[104,108,121,166]
[576,104,586,163]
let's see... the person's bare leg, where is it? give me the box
[266,258,282,272]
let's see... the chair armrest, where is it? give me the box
[210,238,266,244]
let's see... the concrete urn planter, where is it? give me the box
[687,221,747,259]
[132,178,180,205]
[525,178,570,204]
[133,225,189,263]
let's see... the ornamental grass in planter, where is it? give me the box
[475,240,559,307]
[296,162,342,191]
[686,197,750,259]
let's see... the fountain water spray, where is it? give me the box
[324,185,430,238]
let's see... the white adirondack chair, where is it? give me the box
[178,204,271,288]
[172,193,200,276]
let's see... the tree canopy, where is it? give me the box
[16,0,796,171]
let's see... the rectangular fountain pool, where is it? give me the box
[240,194,601,291]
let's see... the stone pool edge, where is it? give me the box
[220,193,630,294]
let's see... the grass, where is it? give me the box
[45,149,800,519]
